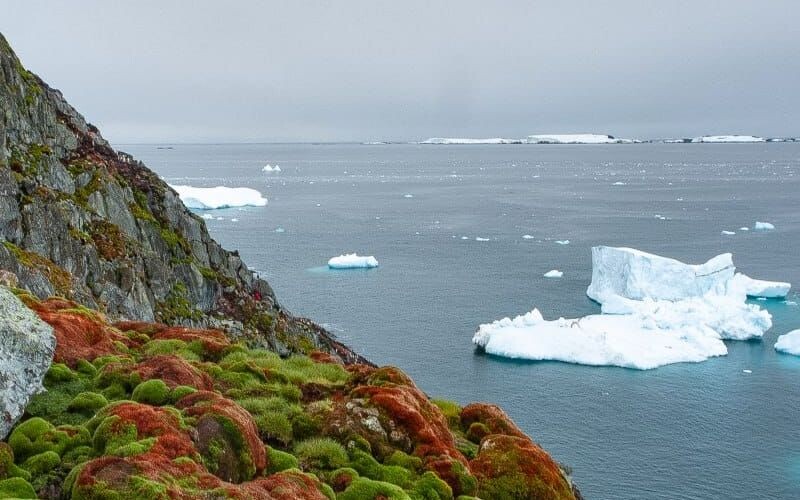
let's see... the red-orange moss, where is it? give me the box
[134,355,213,390]
[460,403,529,440]
[104,402,195,459]
[31,298,130,366]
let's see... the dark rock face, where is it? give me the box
[0,33,366,363]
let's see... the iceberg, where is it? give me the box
[262,164,281,172]
[775,330,800,356]
[526,134,632,144]
[691,135,765,143]
[473,246,786,369]
[327,254,379,269]
[543,270,563,278]
[754,221,775,230]
[420,137,521,145]
[170,185,268,210]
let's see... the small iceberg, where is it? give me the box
[473,246,788,369]
[327,254,379,269]
[754,221,775,230]
[612,182,627,186]
[262,164,282,172]
[522,234,535,240]
[775,330,800,356]
[555,240,570,245]
[403,194,414,198]
[475,237,491,242]
[721,230,736,235]
[170,185,268,210]
[543,270,563,278]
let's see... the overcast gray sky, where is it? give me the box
[3,1,799,142]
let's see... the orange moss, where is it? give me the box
[460,403,529,440]
[31,298,129,366]
[105,402,195,459]
[153,326,231,356]
[134,355,213,390]
[470,434,576,500]
[309,351,342,365]
[237,471,331,500]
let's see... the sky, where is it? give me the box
[2,0,799,143]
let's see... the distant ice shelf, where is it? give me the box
[691,135,766,143]
[420,137,522,144]
[473,246,790,369]
[170,185,268,210]
[419,134,636,144]
[327,254,379,269]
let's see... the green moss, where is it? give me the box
[156,283,201,323]
[112,438,156,457]
[20,451,60,476]
[279,355,349,385]
[7,418,55,462]
[67,392,109,414]
[0,477,37,499]
[0,443,29,481]
[265,447,299,474]
[293,438,348,472]
[73,168,104,210]
[454,436,479,460]
[348,449,412,488]
[76,359,99,377]
[410,471,453,500]
[169,385,197,403]
[90,416,139,455]
[254,412,293,445]
[385,450,422,472]
[337,477,411,500]
[431,400,462,430]
[159,227,190,254]
[449,461,477,497]
[141,339,202,361]
[131,379,170,406]
[465,422,490,444]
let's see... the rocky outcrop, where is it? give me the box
[0,33,365,364]
[0,287,54,439]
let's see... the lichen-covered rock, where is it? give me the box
[0,286,55,439]
[0,31,368,364]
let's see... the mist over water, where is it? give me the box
[126,142,800,499]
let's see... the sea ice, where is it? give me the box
[721,230,736,235]
[522,235,535,239]
[754,221,775,230]
[555,240,570,245]
[170,185,267,210]
[473,246,786,369]
[475,237,491,242]
[543,270,563,278]
[327,254,379,269]
[612,182,627,186]
[774,330,800,356]
[201,214,214,220]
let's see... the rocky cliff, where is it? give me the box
[0,33,363,364]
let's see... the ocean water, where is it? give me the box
[124,143,800,499]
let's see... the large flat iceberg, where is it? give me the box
[327,254,379,269]
[526,134,633,144]
[473,246,787,369]
[691,135,766,143]
[775,330,800,356]
[170,185,268,210]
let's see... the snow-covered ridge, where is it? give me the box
[691,135,766,143]
[419,134,635,144]
[327,254,379,269]
[473,246,790,370]
[170,185,268,210]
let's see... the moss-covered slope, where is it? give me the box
[0,291,581,499]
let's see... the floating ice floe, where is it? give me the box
[327,254,379,269]
[729,274,791,298]
[740,227,750,231]
[543,270,563,278]
[555,240,570,245]
[473,246,790,369]
[612,182,627,186]
[170,185,267,210]
[475,237,491,242]
[522,235,535,240]
[754,221,775,230]
[721,230,736,235]
[775,330,800,356]
[275,227,285,233]
[403,194,414,198]
[691,135,766,143]
[201,214,214,220]
[262,164,282,172]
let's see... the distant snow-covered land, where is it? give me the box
[526,134,634,144]
[691,135,766,143]
[419,137,522,144]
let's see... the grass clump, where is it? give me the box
[294,438,349,472]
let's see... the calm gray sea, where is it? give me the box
[123,143,800,500]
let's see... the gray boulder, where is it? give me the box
[0,286,55,439]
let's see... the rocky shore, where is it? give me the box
[0,32,580,499]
